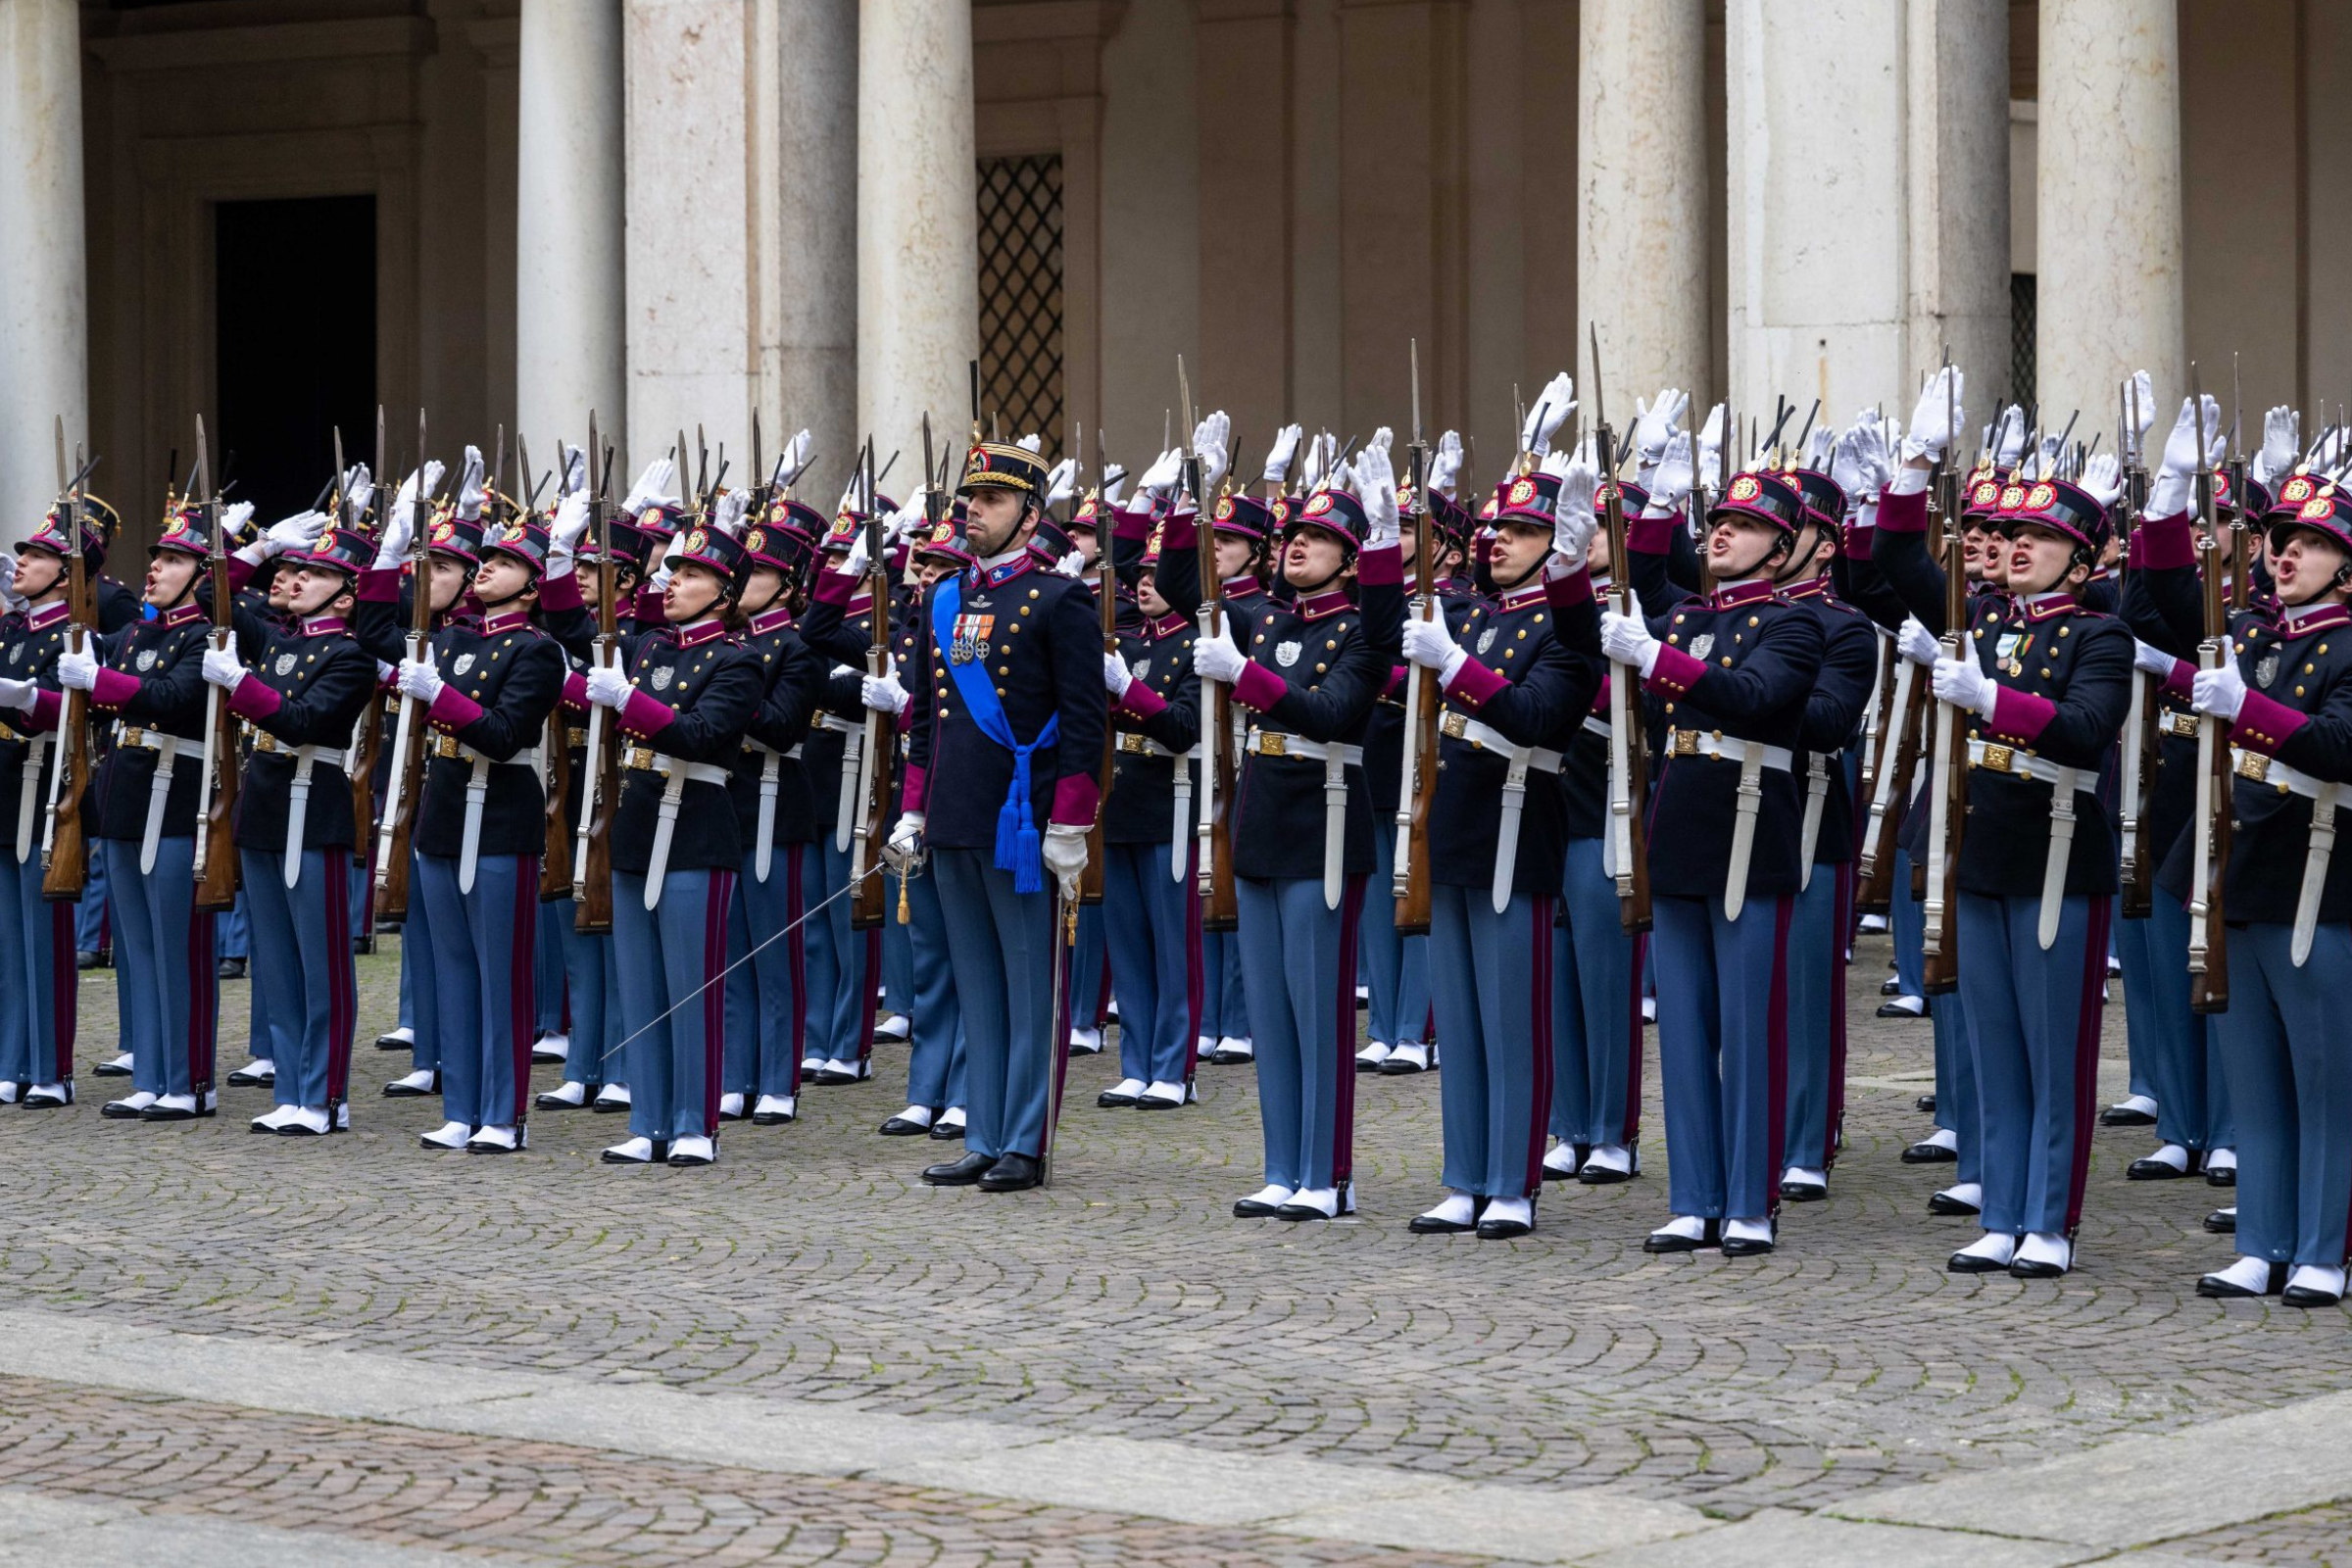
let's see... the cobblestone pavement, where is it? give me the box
[3,931,2347,1562]
[2167,1503,2352,1568]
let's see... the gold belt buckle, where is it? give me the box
[1256,732,1288,758]
[433,733,460,760]
[119,727,144,749]
[1979,743,2015,774]
[1670,729,1699,759]
[624,746,656,771]
[2168,711,2197,739]
[1117,732,1148,755]
[1440,710,1468,741]
[2235,750,2271,784]
[567,726,587,748]
[254,732,278,755]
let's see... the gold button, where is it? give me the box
[1748,615,1760,626]
[1721,657,1733,666]
[1316,662,1327,672]
[1668,635,1679,644]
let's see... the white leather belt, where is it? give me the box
[1967,737,2091,949]
[1665,728,1793,771]
[815,713,863,735]
[116,724,192,875]
[1248,729,1362,909]
[821,712,865,853]
[1580,714,1610,741]
[744,738,804,883]
[1667,728,1788,920]
[2231,745,2345,966]
[252,739,346,889]
[1443,710,1563,912]
[628,752,734,908]
[435,741,544,895]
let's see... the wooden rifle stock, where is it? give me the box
[1395,450,1438,938]
[1198,496,1239,933]
[196,544,244,911]
[540,710,573,900]
[40,489,94,902]
[576,429,620,935]
[2187,476,2230,1013]
[1081,496,1114,908]
[852,446,894,930]
[1920,462,1968,996]
[1598,429,1651,934]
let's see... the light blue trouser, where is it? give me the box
[723,846,803,1101]
[1236,874,1365,1196]
[901,858,967,1110]
[216,890,249,960]
[801,836,876,1067]
[75,840,107,954]
[1956,892,2106,1237]
[1891,846,1925,1000]
[557,903,620,1091]
[414,852,535,1131]
[612,867,732,1144]
[1105,840,1198,1087]
[1550,836,1642,1151]
[1782,860,1852,1173]
[1431,884,1553,1199]
[0,850,73,1086]
[2213,922,2352,1267]
[1071,904,1108,1028]
[2117,895,2234,1151]
[1200,927,1250,1041]
[1363,823,1432,1051]
[932,850,1059,1160]
[882,877,916,1021]
[1651,891,1791,1222]
[240,848,356,1111]
[396,858,434,1071]
[532,877,566,1037]
[103,836,214,1099]
[1933,985,1983,1186]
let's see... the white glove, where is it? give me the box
[1043,823,1089,899]
[342,464,374,523]
[255,509,328,564]
[1194,411,1233,494]
[1643,432,1694,517]
[2125,369,2157,456]
[1355,442,1400,549]
[1400,612,1465,684]
[1694,404,1726,486]
[1101,464,1131,507]
[650,527,685,591]
[1428,430,1463,499]
[455,445,487,520]
[1015,433,1044,455]
[1986,405,2028,470]
[366,489,411,567]
[1366,425,1396,460]
[1931,655,1995,718]
[1522,370,1575,457]
[1553,441,1599,562]
[201,645,247,690]
[563,444,589,497]
[2132,639,2179,677]
[1897,616,1940,667]
[54,645,98,692]
[1599,609,1660,675]
[221,501,255,540]
[2149,395,2225,516]
[1804,422,1837,473]
[886,493,930,544]
[883,811,925,873]
[1044,459,1077,508]
[2192,662,2246,721]
[2080,452,2125,508]
[1900,366,1965,464]
[2255,405,2300,488]
[585,662,633,709]
[1102,650,1133,696]
[1301,432,1339,492]
[0,555,21,613]
[623,457,679,518]
[779,427,813,484]
[1834,414,1893,503]
[1633,387,1689,471]
[1054,548,1086,578]
[396,656,443,704]
[0,677,35,710]
[549,489,592,574]
[1193,622,1247,683]
[711,489,751,537]
[861,662,909,715]
[1263,423,1303,487]
[1138,447,1184,501]
[377,661,397,684]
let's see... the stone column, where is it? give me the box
[0,0,87,530]
[767,0,857,487]
[858,0,976,463]
[1904,0,2012,404]
[516,0,625,457]
[1579,0,1709,414]
[2037,0,2181,431]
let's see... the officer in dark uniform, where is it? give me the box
[1197,488,1276,1068]
[886,440,1107,1195]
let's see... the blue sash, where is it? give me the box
[933,573,1059,893]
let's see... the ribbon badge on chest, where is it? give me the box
[950,612,995,665]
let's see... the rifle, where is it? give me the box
[1591,331,1652,934]
[1855,651,1930,914]
[1921,358,1967,995]
[1196,368,1239,932]
[374,411,444,920]
[180,418,240,910]
[2118,375,2158,918]
[1082,418,1112,908]
[1392,340,1439,937]
[2187,367,2230,1012]
[40,419,95,900]
[851,440,896,930]
[575,416,621,932]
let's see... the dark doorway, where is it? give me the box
[215,195,376,525]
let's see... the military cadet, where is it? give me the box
[0,506,101,1106]
[56,498,239,1119]
[203,511,381,1135]
[583,516,764,1167]
[717,493,824,1127]
[883,439,1107,1195]
[1602,429,1827,1258]
[1882,367,2132,1279]
[2177,457,2352,1307]
[1055,464,1126,1058]
[384,503,567,1153]
[1398,452,1602,1239]
[1098,513,1205,1110]
[1192,448,1406,1221]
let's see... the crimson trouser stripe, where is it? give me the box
[48,899,75,1084]
[1523,894,1558,1199]
[2064,897,2114,1235]
[1330,875,1365,1192]
[510,858,540,1128]
[702,870,733,1135]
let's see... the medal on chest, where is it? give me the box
[650,664,676,692]
[273,652,297,676]
[1133,657,1152,681]
[454,653,476,678]
[950,612,994,664]
[2257,651,2281,689]
[1275,639,1302,667]
[1477,626,1497,655]
[135,649,157,672]
[1689,632,1715,662]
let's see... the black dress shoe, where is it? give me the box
[1476,1213,1533,1241]
[2100,1103,2158,1127]
[1233,1192,1287,1217]
[373,1031,412,1052]
[1407,1207,1479,1235]
[1541,1144,1588,1183]
[1096,1087,1140,1108]
[750,1104,795,1126]
[99,1099,148,1119]
[1578,1159,1636,1186]
[140,1100,203,1121]
[922,1151,997,1186]
[2128,1153,2197,1181]
[2204,1207,2237,1234]
[217,956,247,981]
[977,1152,1040,1192]
[1720,1226,1776,1257]
[382,1073,439,1099]
[2281,1282,2346,1309]
[1914,1092,1937,1114]
[928,1118,965,1141]
[1880,975,1903,996]
[2009,1250,2072,1280]
[2206,1163,2237,1189]
[878,1113,932,1136]
[226,1063,273,1087]
[76,949,108,971]
[92,1057,131,1078]
[1927,1190,1983,1216]
[2197,1262,2289,1299]
[1642,1220,1721,1253]
[1779,1178,1828,1203]
[1875,999,1924,1019]
[1947,1247,2014,1274]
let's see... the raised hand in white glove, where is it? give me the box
[563,444,588,497]
[584,662,633,709]
[0,555,19,613]
[1015,433,1044,455]
[1694,404,1726,485]
[1599,609,1660,675]
[1428,431,1464,499]
[1931,654,1995,718]
[1366,425,1395,460]
[1986,405,2028,470]
[2080,453,2125,508]
[1054,549,1087,579]
[1042,823,1089,898]
[1401,612,1466,683]
[1263,424,1304,488]
[623,457,679,518]
[883,811,925,873]
[1901,366,1966,465]
[1102,651,1133,696]
[779,427,813,484]
[54,645,99,692]
[1044,459,1078,508]
[712,489,751,538]
[455,445,488,520]
[1896,616,1940,667]
[1195,411,1233,493]
[1523,370,1575,457]
[1101,464,1131,506]
[1633,387,1690,471]
[1138,446,1184,502]
[201,645,247,690]
[2256,405,2300,487]
[2149,394,2225,515]
[2132,639,2180,677]
[1193,622,1247,684]
[342,464,374,523]
[1643,432,1694,517]
[861,661,909,715]
[886,493,931,545]
[1551,440,1599,563]
[1804,422,1837,472]
[549,489,592,570]
[2125,369,2156,454]
[1301,432,1339,492]
[1354,441,1400,549]
[396,656,443,704]
[650,527,685,591]
[0,677,35,710]
[2192,662,2247,721]
[264,509,331,564]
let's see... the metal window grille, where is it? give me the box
[977,155,1065,453]
[2011,273,2036,411]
